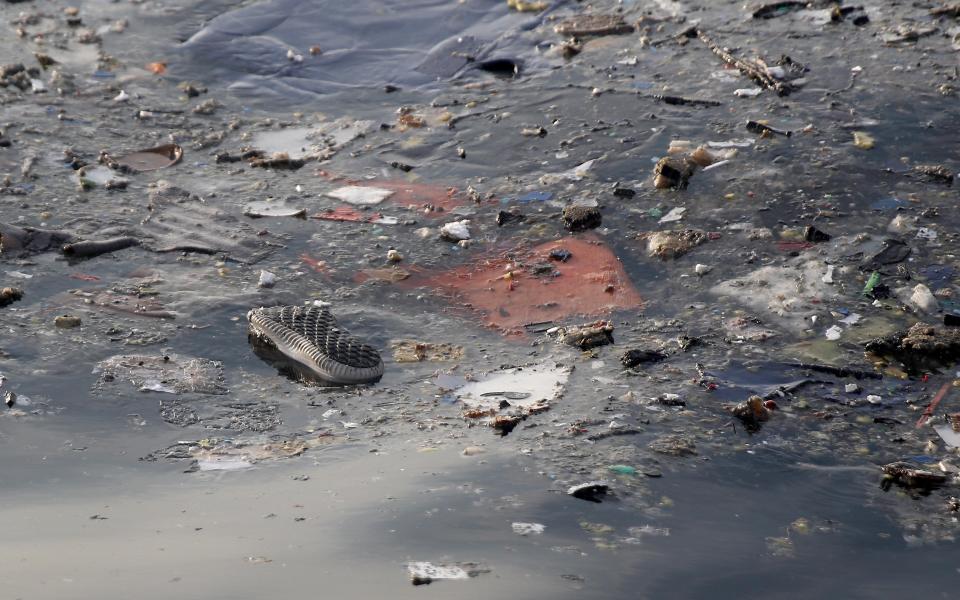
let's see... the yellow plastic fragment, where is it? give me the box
[507,0,548,12]
[852,131,875,150]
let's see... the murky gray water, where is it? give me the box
[2,0,960,597]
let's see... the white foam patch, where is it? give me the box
[455,363,570,410]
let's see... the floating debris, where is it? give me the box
[512,522,546,535]
[852,131,875,150]
[326,186,394,206]
[729,395,772,432]
[621,348,667,368]
[407,562,488,586]
[95,354,227,395]
[881,462,948,489]
[110,144,183,172]
[455,362,569,412]
[440,220,472,242]
[248,305,384,385]
[243,201,307,218]
[567,481,610,502]
[552,321,614,350]
[391,340,464,363]
[752,1,806,19]
[644,229,708,260]
[0,286,23,307]
[54,314,82,329]
[554,15,634,37]
[562,205,602,232]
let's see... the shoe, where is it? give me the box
[247,305,384,385]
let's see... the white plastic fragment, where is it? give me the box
[916,227,938,241]
[243,200,307,218]
[935,425,960,448]
[845,383,860,394]
[888,214,914,234]
[321,409,341,420]
[140,380,177,394]
[866,394,882,405]
[707,139,754,149]
[407,562,471,583]
[659,207,686,223]
[910,284,939,314]
[511,522,546,536]
[257,270,277,288]
[825,325,843,341]
[694,263,712,276]
[628,525,671,538]
[569,159,595,179]
[539,159,595,185]
[822,264,835,284]
[766,66,787,79]
[440,220,471,241]
[326,186,394,205]
[113,90,130,102]
[839,313,861,325]
[197,457,254,471]
[455,362,569,410]
[734,88,763,97]
[702,159,731,171]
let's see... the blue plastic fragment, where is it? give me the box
[920,264,955,288]
[519,191,553,203]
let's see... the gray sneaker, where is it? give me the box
[247,305,384,385]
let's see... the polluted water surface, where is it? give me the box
[3,0,960,598]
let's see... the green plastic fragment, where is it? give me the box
[863,271,881,296]
[608,464,637,476]
[648,207,663,219]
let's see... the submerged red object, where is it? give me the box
[424,236,642,333]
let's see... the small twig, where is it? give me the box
[696,28,791,96]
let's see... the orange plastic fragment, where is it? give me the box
[299,254,329,273]
[422,236,642,333]
[147,61,167,75]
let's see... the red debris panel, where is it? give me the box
[423,236,642,333]
[311,206,385,223]
[363,179,464,212]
